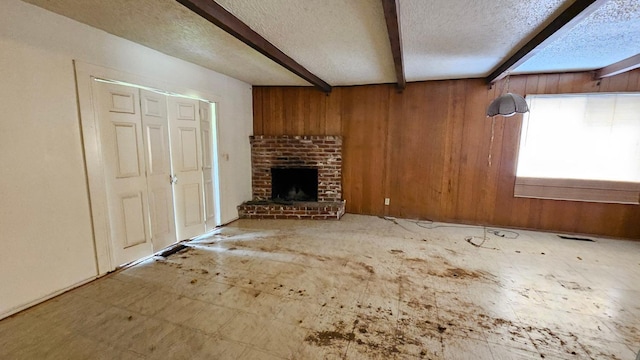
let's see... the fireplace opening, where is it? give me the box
[271,168,318,202]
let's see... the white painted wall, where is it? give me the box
[216,81,254,223]
[0,0,252,318]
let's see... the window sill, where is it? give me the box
[514,177,640,205]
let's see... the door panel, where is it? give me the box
[146,125,165,174]
[121,192,147,247]
[149,189,170,235]
[169,97,205,240]
[177,103,197,120]
[94,82,153,266]
[200,101,217,230]
[205,180,214,223]
[143,95,163,117]
[114,123,141,177]
[109,92,136,113]
[202,129,211,166]
[140,89,177,251]
[183,183,203,226]
[178,128,199,171]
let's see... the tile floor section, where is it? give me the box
[1,214,639,359]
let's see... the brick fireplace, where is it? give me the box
[237,135,346,219]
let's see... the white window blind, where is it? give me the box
[515,93,640,204]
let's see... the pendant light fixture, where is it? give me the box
[486,92,529,117]
[486,74,529,117]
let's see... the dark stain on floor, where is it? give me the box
[358,262,376,274]
[428,267,494,281]
[558,280,592,291]
[305,330,355,346]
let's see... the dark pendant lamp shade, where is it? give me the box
[486,93,529,117]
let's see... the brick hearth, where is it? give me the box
[238,135,345,220]
[237,201,346,220]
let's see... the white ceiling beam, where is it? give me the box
[595,53,640,79]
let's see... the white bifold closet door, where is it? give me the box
[168,97,206,240]
[94,81,211,267]
[94,82,154,266]
[140,89,177,251]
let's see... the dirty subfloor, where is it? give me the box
[1,214,639,359]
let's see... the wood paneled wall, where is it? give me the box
[253,70,640,239]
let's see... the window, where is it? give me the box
[515,93,640,204]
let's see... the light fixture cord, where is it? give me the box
[505,72,511,94]
[487,72,511,167]
[488,116,496,167]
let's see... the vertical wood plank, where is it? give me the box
[252,88,264,134]
[388,83,425,219]
[384,88,401,217]
[325,89,342,135]
[440,80,467,220]
[283,88,296,135]
[459,80,491,223]
[308,89,322,135]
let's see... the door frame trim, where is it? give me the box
[74,60,222,274]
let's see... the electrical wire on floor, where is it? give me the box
[392,217,520,239]
[486,229,519,239]
[380,216,420,235]
[381,216,519,250]
[464,228,499,250]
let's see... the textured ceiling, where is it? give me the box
[21,0,309,86]
[400,0,569,81]
[514,0,640,74]
[21,0,640,87]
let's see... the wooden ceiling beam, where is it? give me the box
[382,0,406,90]
[176,0,331,93]
[486,0,608,84]
[595,53,640,78]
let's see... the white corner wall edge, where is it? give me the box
[0,0,252,319]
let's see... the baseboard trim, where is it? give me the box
[0,276,99,321]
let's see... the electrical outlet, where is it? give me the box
[384,198,390,206]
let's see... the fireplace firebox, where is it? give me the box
[271,168,318,202]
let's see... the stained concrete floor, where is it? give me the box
[1,214,639,359]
